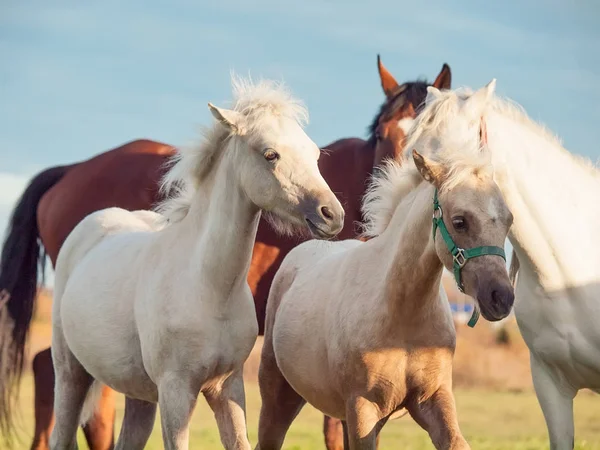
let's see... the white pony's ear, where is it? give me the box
[412,149,445,186]
[426,86,441,104]
[465,79,496,117]
[208,103,247,135]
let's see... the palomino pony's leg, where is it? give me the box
[406,386,469,450]
[114,397,157,450]
[49,332,94,450]
[255,333,306,450]
[157,373,200,450]
[530,355,576,450]
[203,370,252,450]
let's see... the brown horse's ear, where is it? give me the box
[377,54,399,98]
[432,63,452,90]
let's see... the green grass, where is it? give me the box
[11,375,600,449]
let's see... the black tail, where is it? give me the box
[0,164,70,444]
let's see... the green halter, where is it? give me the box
[432,189,506,327]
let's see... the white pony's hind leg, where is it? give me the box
[114,397,157,450]
[530,354,576,450]
[204,370,252,450]
[49,328,94,450]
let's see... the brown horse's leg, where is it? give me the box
[31,349,55,450]
[82,385,116,450]
[344,397,381,450]
[324,416,344,450]
[407,385,469,450]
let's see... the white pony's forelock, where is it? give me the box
[154,74,309,224]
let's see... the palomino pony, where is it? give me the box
[0,56,452,450]
[256,146,514,450]
[50,77,344,450]
[404,80,600,450]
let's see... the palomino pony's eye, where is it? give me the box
[264,149,280,162]
[452,216,468,231]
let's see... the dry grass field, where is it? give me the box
[7,289,599,449]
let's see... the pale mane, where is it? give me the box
[361,143,492,238]
[404,86,600,178]
[154,74,309,223]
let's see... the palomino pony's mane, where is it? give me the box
[361,141,492,238]
[404,86,600,178]
[155,75,309,223]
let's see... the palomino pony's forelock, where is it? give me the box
[361,142,492,238]
[154,75,310,225]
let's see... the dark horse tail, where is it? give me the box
[0,164,70,443]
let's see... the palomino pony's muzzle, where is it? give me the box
[431,188,508,327]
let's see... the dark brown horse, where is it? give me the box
[0,56,451,450]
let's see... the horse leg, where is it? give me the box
[82,386,116,450]
[203,370,252,450]
[157,373,200,450]
[49,333,94,450]
[406,385,469,450]
[324,416,344,450]
[530,355,575,450]
[329,416,380,450]
[114,397,157,450]
[344,397,381,450]
[255,333,306,450]
[31,349,55,450]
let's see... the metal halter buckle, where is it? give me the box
[433,206,442,220]
[453,248,467,268]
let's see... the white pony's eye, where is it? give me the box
[264,149,280,162]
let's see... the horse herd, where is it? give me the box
[0,55,598,450]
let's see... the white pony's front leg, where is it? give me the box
[530,354,576,450]
[158,373,201,450]
[204,370,252,450]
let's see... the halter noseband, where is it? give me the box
[432,188,506,327]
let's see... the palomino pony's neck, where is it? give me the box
[167,143,261,299]
[376,182,445,324]
[487,109,600,289]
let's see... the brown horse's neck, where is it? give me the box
[378,183,445,326]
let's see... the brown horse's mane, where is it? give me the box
[367,79,430,146]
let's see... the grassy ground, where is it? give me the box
[9,374,600,449]
[10,290,599,449]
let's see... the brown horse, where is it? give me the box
[0,56,451,450]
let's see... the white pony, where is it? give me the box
[49,76,344,450]
[405,80,600,449]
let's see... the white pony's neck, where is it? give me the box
[375,182,444,320]
[487,108,600,289]
[165,142,260,302]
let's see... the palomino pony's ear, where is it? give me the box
[207,102,247,135]
[377,54,399,98]
[432,63,452,90]
[464,79,496,117]
[412,149,446,186]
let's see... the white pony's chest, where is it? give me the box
[514,279,600,390]
[138,280,259,384]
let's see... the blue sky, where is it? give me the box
[1,1,599,283]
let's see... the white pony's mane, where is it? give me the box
[155,75,309,223]
[361,142,492,238]
[405,86,600,178]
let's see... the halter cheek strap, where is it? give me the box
[432,189,506,327]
